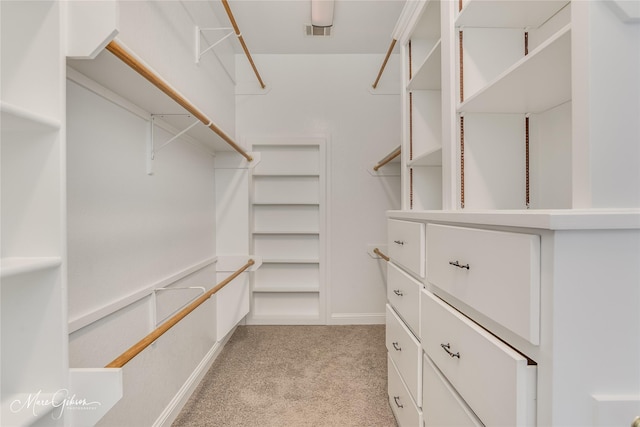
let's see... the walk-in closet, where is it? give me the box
[1,1,639,426]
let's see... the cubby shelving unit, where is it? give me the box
[1,1,67,425]
[402,0,444,211]
[388,0,640,425]
[456,0,572,210]
[248,139,326,324]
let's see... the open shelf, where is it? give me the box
[252,230,319,235]
[261,259,320,264]
[409,147,442,167]
[456,0,570,28]
[1,101,61,131]
[408,40,442,91]
[252,286,320,293]
[458,25,571,114]
[0,257,62,279]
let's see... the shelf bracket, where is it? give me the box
[148,114,201,175]
[152,286,206,327]
[195,26,235,64]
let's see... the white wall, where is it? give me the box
[236,53,401,322]
[66,80,219,426]
[64,1,244,424]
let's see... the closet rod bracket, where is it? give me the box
[195,26,235,64]
[148,114,201,175]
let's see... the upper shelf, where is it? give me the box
[408,40,442,91]
[456,0,570,28]
[458,25,571,114]
[67,49,234,154]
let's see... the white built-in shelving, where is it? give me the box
[1,2,67,425]
[456,0,573,210]
[248,139,326,324]
[390,1,640,425]
[402,0,444,211]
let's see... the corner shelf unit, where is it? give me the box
[248,139,326,324]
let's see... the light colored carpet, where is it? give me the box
[172,325,397,427]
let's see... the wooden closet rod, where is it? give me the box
[105,259,255,369]
[373,248,390,262]
[105,40,253,162]
[373,146,401,171]
[372,39,397,89]
[221,0,266,89]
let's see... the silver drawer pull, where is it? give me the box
[441,343,460,359]
[393,396,403,408]
[392,342,402,351]
[393,289,403,296]
[449,260,470,270]
[393,240,404,245]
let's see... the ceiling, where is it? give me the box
[211,0,406,55]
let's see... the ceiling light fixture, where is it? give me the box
[311,0,335,28]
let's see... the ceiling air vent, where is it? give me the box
[305,25,332,37]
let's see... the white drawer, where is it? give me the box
[426,223,540,344]
[387,262,421,337]
[386,304,422,406]
[388,355,422,427]
[421,289,537,427]
[423,354,483,427]
[388,219,425,278]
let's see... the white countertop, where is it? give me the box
[387,209,640,230]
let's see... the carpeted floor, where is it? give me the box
[172,325,397,427]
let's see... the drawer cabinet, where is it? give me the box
[426,224,540,344]
[422,354,483,427]
[387,262,421,337]
[421,289,537,426]
[388,219,425,278]
[388,355,422,427]
[386,304,422,405]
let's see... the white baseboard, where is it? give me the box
[330,313,385,325]
[152,327,236,427]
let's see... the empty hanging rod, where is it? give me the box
[373,146,401,171]
[373,248,390,262]
[372,39,397,89]
[105,259,255,369]
[105,40,253,162]
[221,0,266,89]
